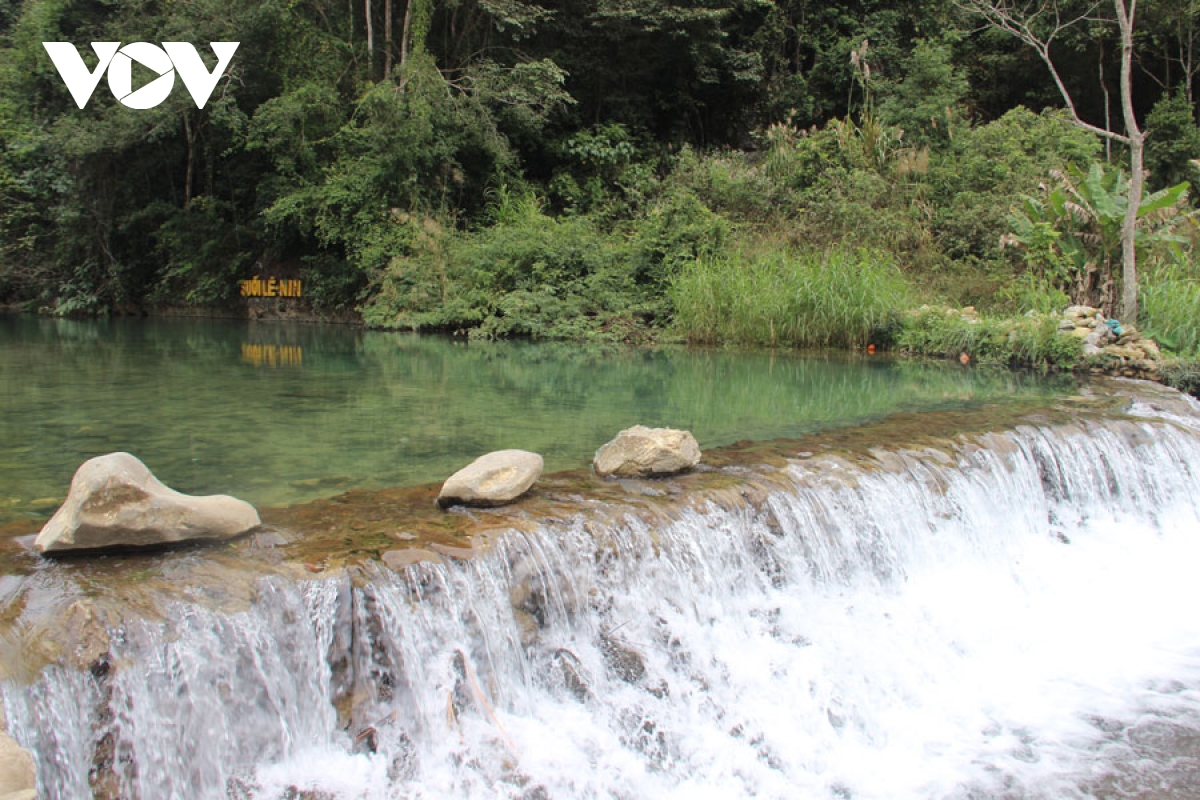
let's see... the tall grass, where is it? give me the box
[670,247,912,348]
[1142,264,1200,354]
[895,307,1081,370]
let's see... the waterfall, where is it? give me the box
[7,405,1200,799]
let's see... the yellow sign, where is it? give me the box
[240,276,302,298]
[241,344,303,367]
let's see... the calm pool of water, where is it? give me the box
[0,315,1075,521]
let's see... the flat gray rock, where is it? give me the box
[593,425,701,477]
[437,450,543,508]
[35,452,261,554]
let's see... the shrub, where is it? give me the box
[1160,357,1200,396]
[666,146,782,220]
[362,189,658,340]
[1146,89,1200,191]
[895,307,1081,370]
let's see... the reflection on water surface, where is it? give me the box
[0,315,1074,521]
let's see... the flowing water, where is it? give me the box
[6,385,1200,798]
[4,317,1200,799]
[0,315,1070,523]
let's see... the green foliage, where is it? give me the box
[1159,356,1200,396]
[993,273,1071,315]
[895,307,1082,370]
[0,0,1194,345]
[150,198,255,306]
[929,108,1100,266]
[363,189,661,340]
[666,146,780,220]
[1141,264,1200,354]
[548,124,660,216]
[630,190,728,288]
[670,247,913,348]
[1004,162,1196,311]
[878,38,969,147]
[1146,88,1200,191]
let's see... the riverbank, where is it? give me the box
[8,295,1198,402]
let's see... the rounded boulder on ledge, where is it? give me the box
[593,425,701,478]
[35,452,261,554]
[0,729,36,800]
[437,449,544,509]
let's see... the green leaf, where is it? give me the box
[1138,181,1190,219]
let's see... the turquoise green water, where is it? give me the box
[0,315,1076,522]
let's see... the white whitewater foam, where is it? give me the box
[8,414,1200,799]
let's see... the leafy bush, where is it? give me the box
[1146,89,1200,191]
[670,247,912,348]
[993,273,1071,315]
[666,146,782,220]
[895,307,1081,370]
[1159,357,1200,396]
[930,108,1100,265]
[1003,163,1196,312]
[877,38,968,148]
[362,189,658,340]
[629,189,728,288]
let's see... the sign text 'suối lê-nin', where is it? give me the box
[240,276,302,298]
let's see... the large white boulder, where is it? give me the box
[0,730,36,800]
[35,452,260,554]
[593,425,701,478]
[437,450,543,508]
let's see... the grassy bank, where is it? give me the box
[670,248,911,349]
[355,106,1196,359]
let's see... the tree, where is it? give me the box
[1138,0,1199,105]
[956,0,1147,323]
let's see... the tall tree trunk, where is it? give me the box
[1100,39,1112,163]
[1188,0,1197,106]
[1117,0,1144,324]
[183,112,195,207]
[384,0,393,77]
[366,0,374,75]
[400,0,413,67]
[956,0,1147,320]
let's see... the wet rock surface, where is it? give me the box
[593,425,701,477]
[0,378,1184,690]
[437,449,543,509]
[0,378,1197,799]
[0,729,36,800]
[35,452,260,554]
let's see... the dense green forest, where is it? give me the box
[0,0,1197,351]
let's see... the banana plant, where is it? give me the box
[1004,161,1195,313]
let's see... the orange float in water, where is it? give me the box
[959,352,971,365]
[867,344,876,354]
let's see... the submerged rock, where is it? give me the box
[437,450,543,509]
[593,425,701,478]
[35,452,260,554]
[0,730,36,800]
[601,634,647,683]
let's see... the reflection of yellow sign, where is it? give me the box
[240,276,302,298]
[241,344,303,367]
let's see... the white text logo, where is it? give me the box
[42,42,239,109]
